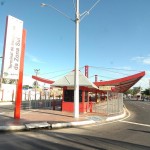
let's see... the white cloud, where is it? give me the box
[133,77,150,90]
[145,70,150,75]
[25,52,45,64]
[132,55,150,65]
[143,58,150,64]
[31,57,45,63]
[133,70,150,89]
[23,76,34,86]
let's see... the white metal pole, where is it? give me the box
[41,0,100,118]
[74,0,80,118]
[149,79,150,96]
[0,57,3,90]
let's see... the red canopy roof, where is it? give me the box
[93,71,145,93]
[32,75,54,84]
[32,71,145,93]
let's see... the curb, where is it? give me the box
[0,109,127,131]
[106,108,126,122]
[51,120,96,129]
[0,125,25,131]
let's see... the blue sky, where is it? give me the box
[0,0,150,89]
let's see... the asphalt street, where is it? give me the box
[0,100,150,150]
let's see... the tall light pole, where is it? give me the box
[34,69,40,101]
[41,0,100,118]
[74,0,79,118]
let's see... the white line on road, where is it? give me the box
[119,120,150,127]
[119,105,150,127]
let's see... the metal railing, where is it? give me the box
[92,92,123,115]
[0,90,123,115]
[21,99,62,110]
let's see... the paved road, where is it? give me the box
[0,100,150,150]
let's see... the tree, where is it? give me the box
[132,87,141,95]
[23,85,32,89]
[33,81,39,88]
[2,79,17,84]
[124,89,133,95]
[142,88,150,95]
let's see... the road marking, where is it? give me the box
[119,120,150,127]
[83,120,119,128]
[119,105,150,127]
[119,104,131,121]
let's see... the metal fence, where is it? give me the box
[0,89,123,115]
[92,92,123,115]
[21,99,62,110]
[20,90,62,110]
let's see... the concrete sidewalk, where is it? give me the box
[0,108,126,131]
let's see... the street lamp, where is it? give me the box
[74,0,79,118]
[41,0,100,118]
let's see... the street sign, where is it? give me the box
[2,15,23,79]
[99,86,115,91]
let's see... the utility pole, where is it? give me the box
[34,69,40,101]
[74,0,79,118]
[41,0,100,118]
[0,56,3,90]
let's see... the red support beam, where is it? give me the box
[14,29,26,119]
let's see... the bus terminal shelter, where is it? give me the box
[50,71,145,113]
[51,70,104,113]
[32,70,145,114]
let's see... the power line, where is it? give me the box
[89,66,143,77]
[48,71,71,79]
[40,68,73,75]
[39,66,84,75]
[89,74,116,80]
[89,66,142,72]
[72,0,76,12]
[80,0,101,21]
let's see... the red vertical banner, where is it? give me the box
[14,29,26,119]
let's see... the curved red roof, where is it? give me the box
[32,71,145,93]
[93,71,145,93]
[32,75,54,84]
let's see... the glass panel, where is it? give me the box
[64,90,82,102]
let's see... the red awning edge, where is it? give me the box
[93,71,145,93]
[32,75,54,84]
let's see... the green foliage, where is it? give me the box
[23,85,32,89]
[124,89,133,95]
[124,87,141,96]
[2,79,17,84]
[132,87,140,95]
[142,88,150,95]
